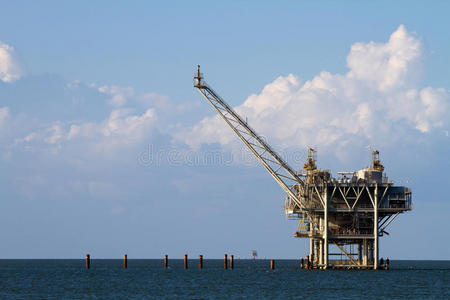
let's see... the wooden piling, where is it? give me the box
[230,255,234,270]
[199,255,203,269]
[224,254,228,269]
[184,254,188,269]
[86,254,90,269]
[123,254,127,269]
[270,259,275,270]
[164,254,168,268]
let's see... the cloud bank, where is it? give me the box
[179,25,449,157]
[4,25,449,166]
[18,107,157,155]
[0,41,23,83]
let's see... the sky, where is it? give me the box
[0,1,449,259]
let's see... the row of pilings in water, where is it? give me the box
[84,254,275,270]
[84,254,389,270]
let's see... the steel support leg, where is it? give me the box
[319,239,323,266]
[324,188,328,269]
[374,185,379,270]
[358,242,362,266]
[363,239,368,267]
[314,239,319,265]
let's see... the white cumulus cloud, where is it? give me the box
[178,25,449,156]
[97,84,135,106]
[0,41,24,83]
[67,108,157,149]
[347,25,422,91]
[17,108,157,154]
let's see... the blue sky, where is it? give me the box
[0,1,449,259]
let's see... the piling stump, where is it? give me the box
[199,255,203,269]
[86,254,90,269]
[224,254,228,269]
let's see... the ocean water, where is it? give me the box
[0,259,448,299]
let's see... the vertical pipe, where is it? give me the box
[358,242,362,266]
[314,239,320,266]
[312,239,315,265]
[368,241,373,264]
[86,254,90,269]
[319,239,323,266]
[300,257,304,269]
[270,259,275,270]
[309,238,314,265]
[199,255,203,269]
[224,254,228,269]
[164,254,168,269]
[313,239,317,265]
[363,239,368,267]
[319,218,323,267]
[230,255,234,270]
[184,254,188,269]
[124,254,127,269]
[324,187,329,269]
[374,184,379,270]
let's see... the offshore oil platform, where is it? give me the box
[194,66,412,270]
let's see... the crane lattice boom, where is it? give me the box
[193,66,306,211]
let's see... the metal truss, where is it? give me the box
[194,72,306,210]
[327,184,391,210]
[333,242,357,265]
[378,211,400,235]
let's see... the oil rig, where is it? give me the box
[194,66,412,269]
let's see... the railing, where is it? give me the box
[329,260,373,266]
[329,228,373,235]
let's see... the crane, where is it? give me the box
[193,66,412,270]
[193,66,308,213]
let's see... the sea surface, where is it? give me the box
[0,259,448,299]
